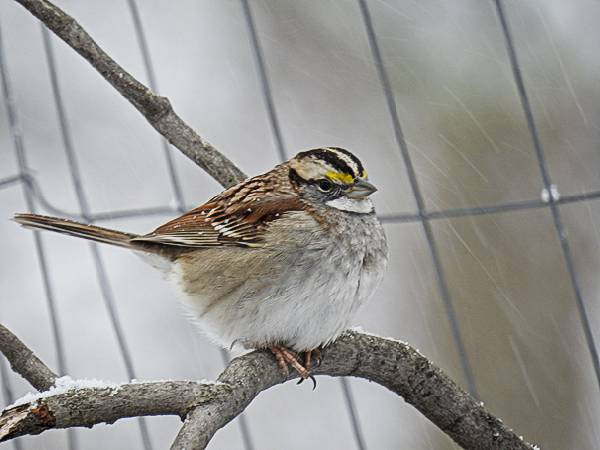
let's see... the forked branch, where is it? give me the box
[13,0,246,188]
[0,324,535,450]
[0,324,57,391]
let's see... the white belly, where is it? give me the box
[170,212,388,351]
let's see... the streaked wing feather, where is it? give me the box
[131,203,223,247]
[131,183,304,248]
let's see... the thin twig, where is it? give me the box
[0,324,57,391]
[13,0,247,188]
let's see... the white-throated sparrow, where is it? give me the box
[14,147,388,380]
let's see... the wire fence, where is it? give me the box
[0,17,73,450]
[1,0,599,449]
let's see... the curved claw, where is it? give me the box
[269,346,322,390]
[303,348,322,371]
[296,374,317,390]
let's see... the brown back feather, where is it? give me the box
[133,168,304,248]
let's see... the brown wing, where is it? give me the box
[132,175,303,248]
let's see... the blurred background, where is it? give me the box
[1,0,599,449]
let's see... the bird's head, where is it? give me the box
[288,147,377,214]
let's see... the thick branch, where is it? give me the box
[173,331,537,450]
[1,329,537,450]
[0,324,57,391]
[0,380,230,441]
[14,0,247,188]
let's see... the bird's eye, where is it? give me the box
[317,179,334,192]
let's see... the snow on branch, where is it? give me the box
[1,325,536,450]
[0,378,228,442]
[13,0,247,189]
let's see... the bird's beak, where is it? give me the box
[346,179,377,199]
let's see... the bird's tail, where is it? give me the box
[13,213,139,249]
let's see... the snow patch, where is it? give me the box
[349,326,409,347]
[8,376,120,408]
[129,378,223,386]
[7,377,224,409]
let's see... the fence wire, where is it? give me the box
[125,1,257,448]
[1,1,599,449]
[357,0,479,398]
[41,25,153,450]
[0,18,77,450]
[494,0,600,392]
[240,1,367,448]
[6,170,600,226]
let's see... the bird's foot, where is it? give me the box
[270,345,309,378]
[296,348,321,389]
[269,345,317,389]
[303,347,322,372]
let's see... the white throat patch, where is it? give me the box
[326,197,374,214]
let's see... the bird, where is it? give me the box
[14,147,388,381]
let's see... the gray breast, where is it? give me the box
[173,209,388,351]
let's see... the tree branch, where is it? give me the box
[0,380,230,441]
[13,0,247,188]
[5,2,538,449]
[1,327,537,450]
[0,324,57,391]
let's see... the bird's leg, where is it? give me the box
[269,345,310,379]
[303,347,322,371]
[270,346,290,377]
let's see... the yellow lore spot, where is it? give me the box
[325,171,354,184]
